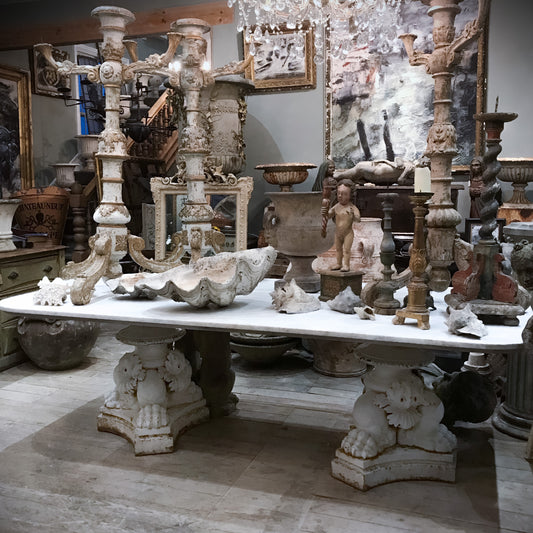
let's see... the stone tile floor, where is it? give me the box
[0,324,532,532]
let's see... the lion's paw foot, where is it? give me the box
[341,428,379,459]
[136,404,168,429]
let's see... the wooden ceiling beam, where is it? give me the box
[0,1,233,51]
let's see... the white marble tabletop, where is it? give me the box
[0,278,528,352]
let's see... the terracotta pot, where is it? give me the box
[13,186,70,245]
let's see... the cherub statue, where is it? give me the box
[334,156,415,186]
[322,179,361,272]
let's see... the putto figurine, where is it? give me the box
[322,179,361,272]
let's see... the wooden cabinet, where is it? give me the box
[0,245,65,370]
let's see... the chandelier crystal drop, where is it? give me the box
[228,0,404,63]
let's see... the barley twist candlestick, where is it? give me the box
[393,192,433,329]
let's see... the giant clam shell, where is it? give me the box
[107,246,277,308]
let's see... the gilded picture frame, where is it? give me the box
[325,0,488,170]
[0,64,33,197]
[243,24,316,92]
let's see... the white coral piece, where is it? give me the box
[33,276,70,306]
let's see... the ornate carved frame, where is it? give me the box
[151,176,254,260]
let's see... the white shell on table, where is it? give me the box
[327,286,362,314]
[107,247,277,308]
[270,279,321,314]
[446,304,488,338]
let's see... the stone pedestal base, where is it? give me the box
[498,204,533,225]
[99,325,210,455]
[98,400,209,455]
[491,340,533,440]
[317,270,364,302]
[445,293,524,326]
[331,445,456,491]
[492,402,532,441]
[308,339,367,377]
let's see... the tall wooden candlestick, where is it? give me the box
[373,192,400,315]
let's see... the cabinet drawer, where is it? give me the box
[0,254,62,295]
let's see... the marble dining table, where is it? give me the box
[1,278,528,490]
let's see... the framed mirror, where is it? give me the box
[0,64,33,197]
[150,176,253,260]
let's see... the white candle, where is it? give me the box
[414,167,431,193]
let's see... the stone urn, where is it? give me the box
[497,158,533,223]
[52,163,77,188]
[0,198,21,252]
[206,75,254,175]
[313,217,384,282]
[75,134,99,171]
[17,318,100,370]
[257,163,317,192]
[266,191,335,292]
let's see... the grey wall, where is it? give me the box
[487,0,533,159]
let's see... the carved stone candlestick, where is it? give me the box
[400,0,489,292]
[373,192,400,315]
[394,192,433,329]
[36,7,252,303]
[446,112,524,325]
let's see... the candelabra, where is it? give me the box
[399,0,489,292]
[37,6,252,304]
[393,193,433,329]
[373,192,400,315]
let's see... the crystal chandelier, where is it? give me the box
[229,0,403,63]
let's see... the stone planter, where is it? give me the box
[52,163,77,188]
[75,134,99,171]
[17,317,100,370]
[266,191,335,292]
[206,75,254,175]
